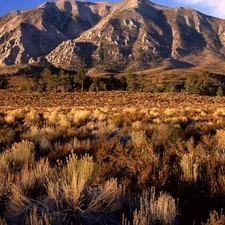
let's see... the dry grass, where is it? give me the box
[202,210,225,225]
[0,91,225,224]
[0,140,35,172]
[131,189,179,225]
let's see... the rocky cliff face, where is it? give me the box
[0,0,113,66]
[1,0,225,69]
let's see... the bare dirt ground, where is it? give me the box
[0,91,224,110]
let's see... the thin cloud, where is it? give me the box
[173,0,225,19]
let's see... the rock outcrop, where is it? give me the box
[1,0,225,69]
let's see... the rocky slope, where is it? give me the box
[1,0,225,70]
[0,0,113,66]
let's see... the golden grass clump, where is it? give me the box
[213,108,225,117]
[0,140,35,172]
[69,108,91,124]
[85,178,121,214]
[6,184,33,224]
[45,153,121,224]
[122,107,137,114]
[132,189,179,225]
[44,107,60,124]
[151,123,178,147]
[131,130,148,148]
[58,112,70,129]
[61,153,96,204]
[25,206,50,225]
[132,120,145,131]
[44,153,97,213]
[163,108,177,117]
[5,108,26,123]
[202,210,225,225]
[180,152,199,182]
[216,130,225,153]
[24,108,40,124]
[164,116,188,126]
[153,118,162,124]
[91,109,107,121]
[72,137,91,151]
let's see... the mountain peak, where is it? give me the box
[124,0,148,2]
[0,0,225,68]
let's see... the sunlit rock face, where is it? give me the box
[1,0,225,69]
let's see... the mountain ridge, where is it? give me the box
[1,0,225,70]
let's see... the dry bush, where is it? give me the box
[100,138,160,190]
[58,112,70,129]
[25,206,50,225]
[164,116,188,127]
[72,137,91,152]
[132,121,146,131]
[216,130,225,153]
[45,154,121,224]
[0,217,6,225]
[1,92,225,224]
[0,128,16,149]
[0,140,35,172]
[4,153,122,225]
[130,130,148,149]
[23,126,61,155]
[6,185,34,225]
[16,158,53,195]
[164,108,177,117]
[5,108,26,123]
[202,210,225,225]
[43,107,60,125]
[24,108,40,125]
[61,153,96,205]
[91,121,118,138]
[179,136,217,187]
[69,108,91,125]
[213,108,225,118]
[131,188,179,225]
[151,123,178,149]
[180,152,199,182]
[91,108,107,121]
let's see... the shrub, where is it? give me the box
[180,152,199,182]
[24,108,40,125]
[0,140,35,172]
[0,217,6,225]
[5,108,26,123]
[45,154,121,224]
[202,210,225,225]
[151,123,178,149]
[132,189,179,225]
[61,153,96,204]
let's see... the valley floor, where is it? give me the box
[0,91,224,109]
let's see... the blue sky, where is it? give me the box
[0,0,224,19]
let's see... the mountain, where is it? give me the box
[1,0,225,71]
[0,0,113,66]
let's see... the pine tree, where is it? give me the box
[74,67,87,92]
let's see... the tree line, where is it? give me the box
[1,65,225,96]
